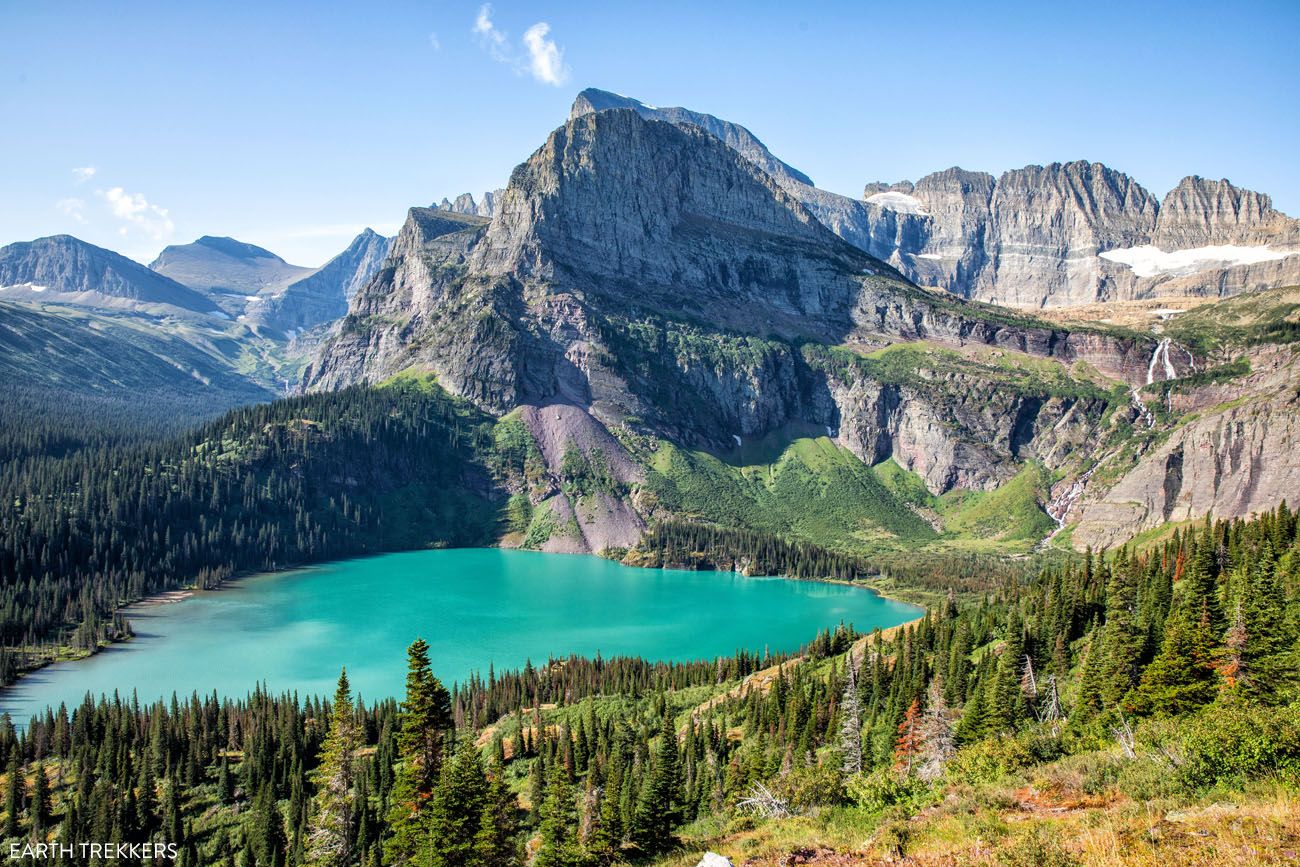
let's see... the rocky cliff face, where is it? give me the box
[250,229,392,334]
[1070,343,1300,548]
[974,161,1161,306]
[569,88,814,189]
[1154,176,1300,248]
[437,190,504,219]
[0,235,220,315]
[304,106,1176,554]
[567,90,1300,308]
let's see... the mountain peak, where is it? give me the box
[0,234,220,315]
[567,87,814,188]
[191,236,285,262]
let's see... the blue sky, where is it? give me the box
[2,0,1297,266]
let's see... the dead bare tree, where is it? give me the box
[917,675,955,783]
[839,648,863,775]
[1111,711,1137,760]
[1036,674,1064,738]
[737,782,793,819]
[1020,654,1039,699]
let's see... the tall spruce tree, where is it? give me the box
[424,740,488,867]
[308,669,362,866]
[630,713,680,855]
[387,639,453,863]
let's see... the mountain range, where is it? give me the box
[4,87,1299,554]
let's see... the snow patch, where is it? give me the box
[866,191,927,215]
[916,253,943,260]
[1099,244,1293,278]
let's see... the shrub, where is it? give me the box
[946,735,1034,785]
[776,762,846,812]
[1171,700,1300,791]
[845,768,926,813]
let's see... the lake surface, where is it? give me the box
[0,549,920,721]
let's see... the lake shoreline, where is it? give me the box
[0,545,925,711]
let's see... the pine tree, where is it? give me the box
[387,639,454,863]
[3,754,21,838]
[28,761,51,835]
[308,669,362,866]
[839,649,863,775]
[218,758,235,806]
[424,740,488,867]
[248,781,287,867]
[1130,598,1218,716]
[630,713,680,855]
[473,763,519,866]
[533,764,584,867]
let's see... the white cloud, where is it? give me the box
[472,4,569,86]
[98,186,175,241]
[473,4,509,60]
[522,22,568,86]
[56,197,88,224]
[428,31,441,51]
[71,166,96,183]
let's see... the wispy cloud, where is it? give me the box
[98,186,175,241]
[56,197,88,224]
[522,22,568,86]
[472,4,569,87]
[71,166,97,183]
[428,31,441,51]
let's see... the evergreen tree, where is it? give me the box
[473,763,519,867]
[308,669,362,866]
[387,640,454,864]
[424,741,488,867]
[1130,599,1218,716]
[533,764,584,867]
[3,754,21,838]
[248,783,287,867]
[630,713,680,855]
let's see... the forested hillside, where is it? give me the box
[0,381,500,680]
[1,508,1295,864]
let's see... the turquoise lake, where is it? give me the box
[0,549,920,721]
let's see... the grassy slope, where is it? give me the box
[640,430,1056,558]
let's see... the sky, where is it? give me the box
[2,0,1298,266]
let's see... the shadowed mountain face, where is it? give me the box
[0,235,221,315]
[248,229,392,335]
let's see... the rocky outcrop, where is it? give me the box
[974,162,1160,307]
[251,229,392,334]
[569,88,814,188]
[437,190,504,219]
[1071,345,1300,547]
[1154,177,1300,248]
[566,89,1300,308]
[306,108,1170,514]
[0,235,221,315]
